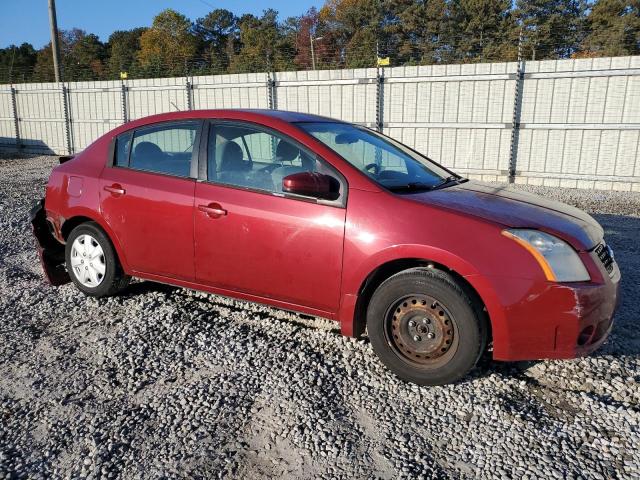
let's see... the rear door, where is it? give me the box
[193,121,347,314]
[99,121,201,280]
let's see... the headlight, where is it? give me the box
[502,229,590,282]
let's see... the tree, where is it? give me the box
[66,29,107,79]
[394,0,450,64]
[447,0,518,63]
[319,0,382,68]
[137,9,197,75]
[515,0,589,60]
[194,9,237,73]
[32,46,56,82]
[32,29,107,82]
[10,1,630,83]
[0,43,37,83]
[581,0,640,56]
[227,10,296,73]
[107,28,147,77]
[292,9,315,69]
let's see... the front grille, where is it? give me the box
[594,243,614,275]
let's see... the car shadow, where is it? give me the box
[121,280,179,297]
[119,279,344,336]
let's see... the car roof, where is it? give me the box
[237,109,339,123]
[119,109,342,130]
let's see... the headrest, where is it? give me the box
[220,141,246,171]
[276,140,300,163]
[134,141,163,159]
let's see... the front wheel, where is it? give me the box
[65,222,130,297]
[367,268,487,386]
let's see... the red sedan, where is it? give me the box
[30,109,620,385]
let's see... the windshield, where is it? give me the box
[296,122,458,191]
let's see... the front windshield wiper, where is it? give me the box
[429,175,467,190]
[386,182,436,192]
[386,176,467,193]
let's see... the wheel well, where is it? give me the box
[59,216,128,275]
[353,259,492,345]
[61,216,94,241]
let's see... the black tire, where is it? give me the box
[367,268,486,386]
[65,222,130,297]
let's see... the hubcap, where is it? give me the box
[70,234,106,288]
[386,295,456,367]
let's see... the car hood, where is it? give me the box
[404,181,603,251]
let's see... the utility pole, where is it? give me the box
[48,0,62,82]
[310,33,316,70]
[309,34,323,70]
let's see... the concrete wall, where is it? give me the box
[1,56,639,190]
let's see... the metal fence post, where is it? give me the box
[508,31,525,183]
[186,77,194,110]
[10,86,21,150]
[121,80,129,123]
[61,83,74,155]
[267,71,277,110]
[375,67,385,132]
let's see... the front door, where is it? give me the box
[100,121,200,280]
[193,122,346,313]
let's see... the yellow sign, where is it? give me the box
[377,57,390,67]
[120,72,128,80]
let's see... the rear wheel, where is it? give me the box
[367,268,486,385]
[65,222,130,297]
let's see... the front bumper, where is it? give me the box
[488,262,620,361]
[29,199,69,286]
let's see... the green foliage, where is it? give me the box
[194,9,237,74]
[3,0,640,83]
[107,28,147,77]
[138,9,197,75]
[581,0,640,56]
[32,29,107,82]
[447,0,518,62]
[0,43,37,83]
[319,0,382,67]
[394,0,449,64]
[515,0,589,60]
[227,10,296,73]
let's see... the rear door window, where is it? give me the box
[128,122,199,177]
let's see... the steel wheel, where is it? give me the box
[69,234,106,288]
[368,268,486,385]
[384,294,459,369]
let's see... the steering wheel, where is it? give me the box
[365,163,381,175]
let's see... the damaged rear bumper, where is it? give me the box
[29,199,70,285]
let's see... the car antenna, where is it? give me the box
[170,101,181,111]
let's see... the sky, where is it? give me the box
[0,0,321,49]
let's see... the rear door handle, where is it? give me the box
[198,203,227,218]
[104,184,126,196]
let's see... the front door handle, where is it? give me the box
[104,184,126,196]
[198,203,227,218]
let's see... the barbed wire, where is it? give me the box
[0,32,635,85]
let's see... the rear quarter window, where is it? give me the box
[114,132,132,167]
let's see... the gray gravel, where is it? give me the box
[1,155,639,479]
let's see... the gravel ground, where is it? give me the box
[0,155,639,479]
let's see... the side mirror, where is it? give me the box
[282,171,339,200]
